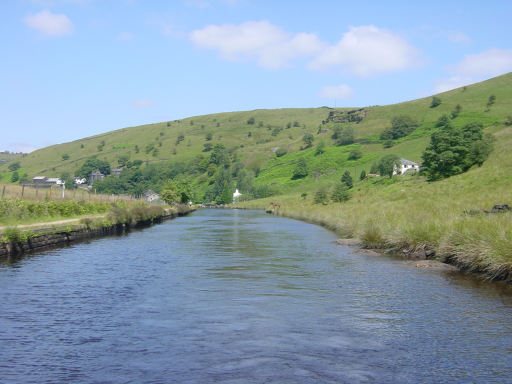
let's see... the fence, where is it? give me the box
[0,183,140,203]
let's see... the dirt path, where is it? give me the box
[0,214,105,233]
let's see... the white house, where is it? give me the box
[233,188,242,203]
[144,190,160,203]
[74,177,87,185]
[394,158,420,175]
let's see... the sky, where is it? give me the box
[1,0,512,153]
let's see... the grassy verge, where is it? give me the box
[236,131,512,282]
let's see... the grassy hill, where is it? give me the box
[1,73,511,198]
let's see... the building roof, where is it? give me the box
[144,190,159,197]
[33,176,47,180]
[400,158,419,166]
[90,170,104,176]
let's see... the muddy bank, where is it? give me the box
[0,208,195,259]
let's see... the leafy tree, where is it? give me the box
[205,132,213,141]
[236,169,255,195]
[348,149,362,160]
[301,192,308,200]
[378,154,401,178]
[315,140,326,155]
[176,134,185,145]
[118,154,130,167]
[293,121,300,127]
[302,133,314,148]
[247,117,255,125]
[7,162,20,172]
[341,170,353,188]
[382,140,394,148]
[286,122,292,129]
[421,121,493,180]
[161,180,180,204]
[61,153,70,161]
[292,158,308,179]
[76,158,111,180]
[60,172,75,188]
[380,115,418,140]
[145,143,155,154]
[134,145,139,153]
[332,126,354,146]
[11,171,19,183]
[487,95,496,108]
[430,96,442,108]
[331,183,351,202]
[203,143,213,152]
[370,162,379,174]
[451,104,462,118]
[80,144,84,149]
[209,144,230,167]
[314,188,329,204]
[436,114,451,127]
[504,116,512,126]
[360,169,367,180]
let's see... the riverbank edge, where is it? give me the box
[0,206,196,259]
[255,207,511,284]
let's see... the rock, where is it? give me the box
[411,260,459,272]
[409,248,427,260]
[336,238,361,246]
[491,204,510,213]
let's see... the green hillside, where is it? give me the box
[1,73,511,201]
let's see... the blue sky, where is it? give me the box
[2,0,512,152]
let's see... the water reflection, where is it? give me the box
[0,209,511,383]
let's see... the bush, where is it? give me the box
[436,114,451,127]
[302,133,314,148]
[430,96,442,108]
[341,170,353,189]
[380,115,418,140]
[451,104,462,118]
[275,147,288,157]
[7,162,20,172]
[314,188,329,204]
[331,183,351,202]
[348,149,362,160]
[247,117,255,125]
[315,141,326,155]
[292,158,308,179]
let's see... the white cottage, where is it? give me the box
[233,189,242,203]
[394,158,420,175]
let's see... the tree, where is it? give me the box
[209,144,230,167]
[247,117,255,125]
[331,183,351,202]
[76,158,111,180]
[451,104,462,118]
[430,96,442,108]
[11,171,19,183]
[7,162,20,172]
[161,180,180,204]
[301,192,308,200]
[436,114,451,127]
[348,149,362,160]
[360,170,367,180]
[341,170,353,188]
[314,188,329,204]
[487,95,496,108]
[378,154,401,178]
[60,172,75,189]
[380,115,418,140]
[504,116,512,126]
[292,158,308,179]
[302,133,314,148]
[315,141,326,155]
[203,143,213,152]
[332,126,354,146]
[421,121,493,180]
[205,132,213,141]
[118,154,130,167]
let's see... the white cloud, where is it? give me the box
[190,22,419,75]
[318,84,354,99]
[190,21,326,69]
[434,49,512,93]
[309,25,420,76]
[447,31,470,44]
[24,10,73,37]
[132,99,155,108]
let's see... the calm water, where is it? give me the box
[1,209,511,383]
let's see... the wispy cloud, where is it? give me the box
[24,10,73,37]
[419,25,470,44]
[318,84,354,99]
[434,48,512,92]
[190,22,420,76]
[132,99,155,109]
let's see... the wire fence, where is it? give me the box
[0,183,140,203]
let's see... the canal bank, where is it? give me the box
[0,205,195,259]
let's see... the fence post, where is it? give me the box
[2,185,5,198]
[21,185,25,197]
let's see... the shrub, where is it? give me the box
[380,115,418,140]
[430,96,442,108]
[331,183,350,202]
[314,188,329,204]
[247,117,255,125]
[275,147,288,157]
[302,133,314,148]
[341,170,353,189]
[348,149,362,160]
[292,158,308,179]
